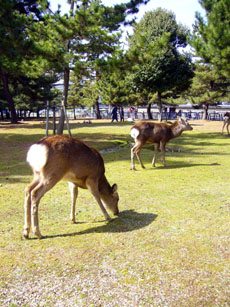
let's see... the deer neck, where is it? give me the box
[99,174,111,195]
[171,122,183,138]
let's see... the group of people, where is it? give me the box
[111,105,124,122]
[111,106,137,122]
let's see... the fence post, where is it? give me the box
[45,101,49,136]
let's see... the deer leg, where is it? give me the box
[30,180,47,239]
[222,121,226,134]
[68,182,78,223]
[136,146,145,169]
[86,178,112,221]
[152,144,159,167]
[30,176,60,239]
[131,144,137,170]
[24,176,40,239]
[160,142,167,167]
[227,123,230,135]
[131,142,144,170]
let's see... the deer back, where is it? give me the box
[27,135,105,188]
[131,121,173,143]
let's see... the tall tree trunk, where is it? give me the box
[57,0,74,135]
[203,104,209,120]
[95,98,101,119]
[0,108,4,120]
[1,68,17,124]
[53,105,56,134]
[57,67,70,134]
[95,69,101,119]
[157,92,163,122]
[73,107,76,120]
[147,103,153,119]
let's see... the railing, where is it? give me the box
[207,112,223,121]
[9,108,226,122]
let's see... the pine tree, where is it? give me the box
[127,8,194,121]
[49,0,150,132]
[97,52,132,107]
[185,63,229,119]
[0,0,50,123]
[191,0,230,78]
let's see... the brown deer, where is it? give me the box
[222,112,230,135]
[24,135,119,239]
[130,117,193,170]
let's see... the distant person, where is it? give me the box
[129,106,134,113]
[120,107,124,122]
[129,106,136,119]
[111,105,118,122]
[164,107,168,121]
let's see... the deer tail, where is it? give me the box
[131,127,140,139]
[26,144,48,172]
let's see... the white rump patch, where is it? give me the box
[130,128,140,139]
[224,116,229,121]
[26,144,48,172]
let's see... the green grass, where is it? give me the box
[0,119,230,306]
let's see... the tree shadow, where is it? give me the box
[0,120,132,130]
[41,210,157,239]
[173,132,230,146]
[2,124,230,182]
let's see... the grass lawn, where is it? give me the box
[0,119,230,306]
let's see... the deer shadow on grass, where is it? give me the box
[41,210,157,239]
[140,162,221,170]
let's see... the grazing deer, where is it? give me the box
[222,112,230,135]
[24,135,119,239]
[130,117,193,170]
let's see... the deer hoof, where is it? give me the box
[23,228,30,239]
[33,230,43,239]
[130,167,137,171]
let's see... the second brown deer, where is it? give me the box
[24,135,119,239]
[222,112,230,136]
[130,117,193,170]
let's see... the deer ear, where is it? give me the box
[112,184,118,193]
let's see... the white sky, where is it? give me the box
[49,0,205,30]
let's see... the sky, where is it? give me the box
[49,0,205,30]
